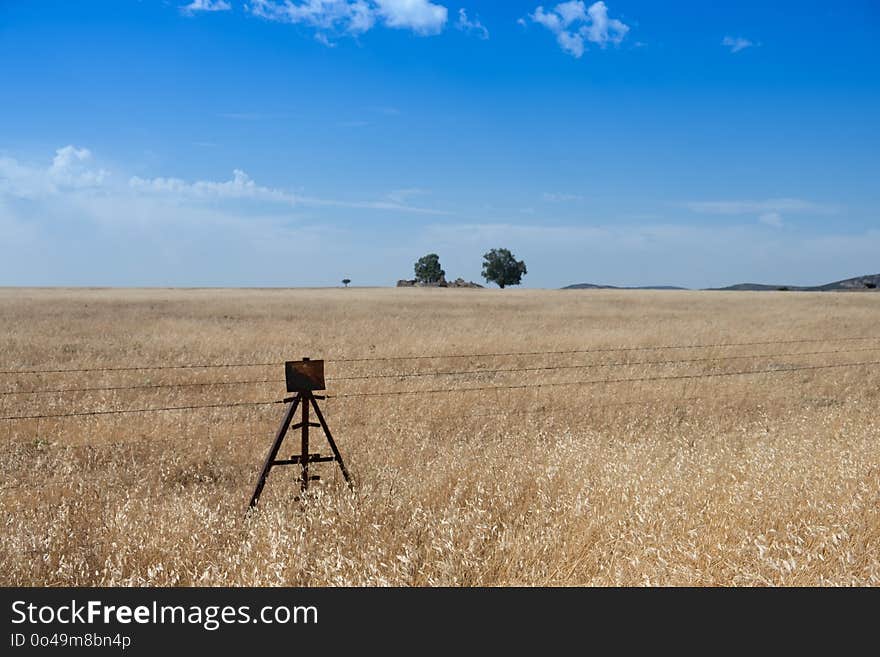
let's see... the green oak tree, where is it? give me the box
[414,253,445,284]
[481,248,527,289]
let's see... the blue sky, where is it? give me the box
[0,0,878,288]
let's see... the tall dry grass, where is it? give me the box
[0,287,878,585]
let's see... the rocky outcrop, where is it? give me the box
[396,276,483,288]
[449,278,483,288]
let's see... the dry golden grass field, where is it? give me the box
[1,287,878,586]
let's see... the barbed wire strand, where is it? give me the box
[3,345,878,397]
[1,378,281,397]
[2,335,879,375]
[0,399,286,422]
[325,359,880,400]
[329,346,880,381]
[326,336,880,363]
[3,358,875,421]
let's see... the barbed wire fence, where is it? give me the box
[1,335,878,424]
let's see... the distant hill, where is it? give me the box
[561,273,880,292]
[710,273,880,292]
[712,283,800,291]
[562,283,688,290]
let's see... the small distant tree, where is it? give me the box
[342,278,351,288]
[482,248,527,289]
[414,253,444,284]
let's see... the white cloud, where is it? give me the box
[722,36,755,53]
[245,0,448,41]
[376,0,447,35]
[456,8,488,39]
[349,0,378,32]
[129,169,295,203]
[181,0,232,14]
[246,0,377,34]
[556,0,587,25]
[0,145,107,198]
[529,1,629,58]
[48,146,108,188]
[584,0,627,45]
[531,6,562,32]
[556,30,584,57]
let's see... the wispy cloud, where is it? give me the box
[180,0,231,15]
[314,31,338,47]
[303,196,449,214]
[683,198,838,215]
[456,8,488,39]
[246,0,449,43]
[0,146,449,217]
[684,198,838,228]
[722,36,756,53]
[217,112,290,120]
[130,169,449,214]
[386,187,429,204]
[529,1,629,58]
[542,192,582,202]
[370,105,401,116]
[758,211,784,228]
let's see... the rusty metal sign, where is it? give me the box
[285,358,325,392]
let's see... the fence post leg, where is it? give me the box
[248,394,300,510]
[301,391,310,493]
[311,396,353,489]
